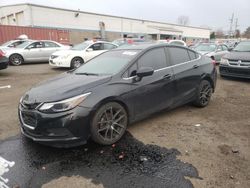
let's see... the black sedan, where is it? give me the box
[19,43,217,147]
[0,50,9,70]
[220,41,250,79]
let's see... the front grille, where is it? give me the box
[228,60,250,67]
[50,55,58,59]
[21,102,40,110]
[21,111,37,127]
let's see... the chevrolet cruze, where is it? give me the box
[19,43,217,147]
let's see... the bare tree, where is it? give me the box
[215,29,225,38]
[177,16,190,26]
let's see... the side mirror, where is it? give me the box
[26,46,32,50]
[136,67,154,78]
[86,48,93,52]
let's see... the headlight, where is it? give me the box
[220,58,229,65]
[38,92,91,113]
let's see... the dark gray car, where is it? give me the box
[219,41,250,78]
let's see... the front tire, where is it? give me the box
[70,57,84,69]
[90,102,128,145]
[193,80,213,107]
[10,54,24,66]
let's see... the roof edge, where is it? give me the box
[0,3,211,31]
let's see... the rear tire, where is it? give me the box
[70,57,84,69]
[90,102,128,145]
[193,80,213,107]
[10,54,24,66]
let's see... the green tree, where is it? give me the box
[244,27,250,38]
[210,32,215,39]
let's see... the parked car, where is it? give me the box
[19,43,217,147]
[157,39,187,46]
[3,40,70,65]
[219,40,250,79]
[194,43,229,63]
[112,38,146,46]
[49,40,118,69]
[0,50,9,70]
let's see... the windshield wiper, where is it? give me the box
[75,72,99,76]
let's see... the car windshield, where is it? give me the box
[232,41,250,52]
[195,44,216,52]
[72,42,90,50]
[74,50,140,75]
[15,41,33,48]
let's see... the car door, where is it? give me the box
[125,47,175,119]
[22,42,45,62]
[167,47,201,106]
[42,41,61,61]
[84,43,105,61]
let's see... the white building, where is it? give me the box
[0,3,210,43]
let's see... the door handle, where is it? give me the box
[163,74,172,79]
[193,65,199,69]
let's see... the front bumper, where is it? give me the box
[219,65,250,79]
[49,58,70,68]
[19,104,92,147]
[0,57,9,70]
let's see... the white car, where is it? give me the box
[49,41,118,69]
[157,39,187,46]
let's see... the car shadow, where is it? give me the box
[0,132,201,188]
[220,75,250,83]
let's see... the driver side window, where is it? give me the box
[88,43,104,51]
[27,42,44,49]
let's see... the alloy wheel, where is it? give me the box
[199,83,212,106]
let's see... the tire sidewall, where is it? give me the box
[194,80,212,107]
[10,54,23,66]
[90,102,128,145]
[71,57,83,69]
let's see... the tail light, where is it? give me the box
[0,50,5,57]
[211,59,216,66]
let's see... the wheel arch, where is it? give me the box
[71,56,84,63]
[9,53,24,61]
[89,96,130,124]
[201,74,215,92]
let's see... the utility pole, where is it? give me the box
[229,13,234,38]
[234,18,239,37]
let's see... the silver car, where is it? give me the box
[4,40,70,65]
[194,43,229,63]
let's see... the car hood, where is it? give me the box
[197,51,213,55]
[22,73,112,103]
[52,49,84,56]
[224,51,250,61]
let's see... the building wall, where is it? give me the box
[0,4,31,26]
[0,4,210,41]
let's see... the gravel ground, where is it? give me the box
[0,63,249,188]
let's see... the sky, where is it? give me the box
[0,0,250,33]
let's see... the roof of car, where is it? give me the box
[115,42,187,50]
